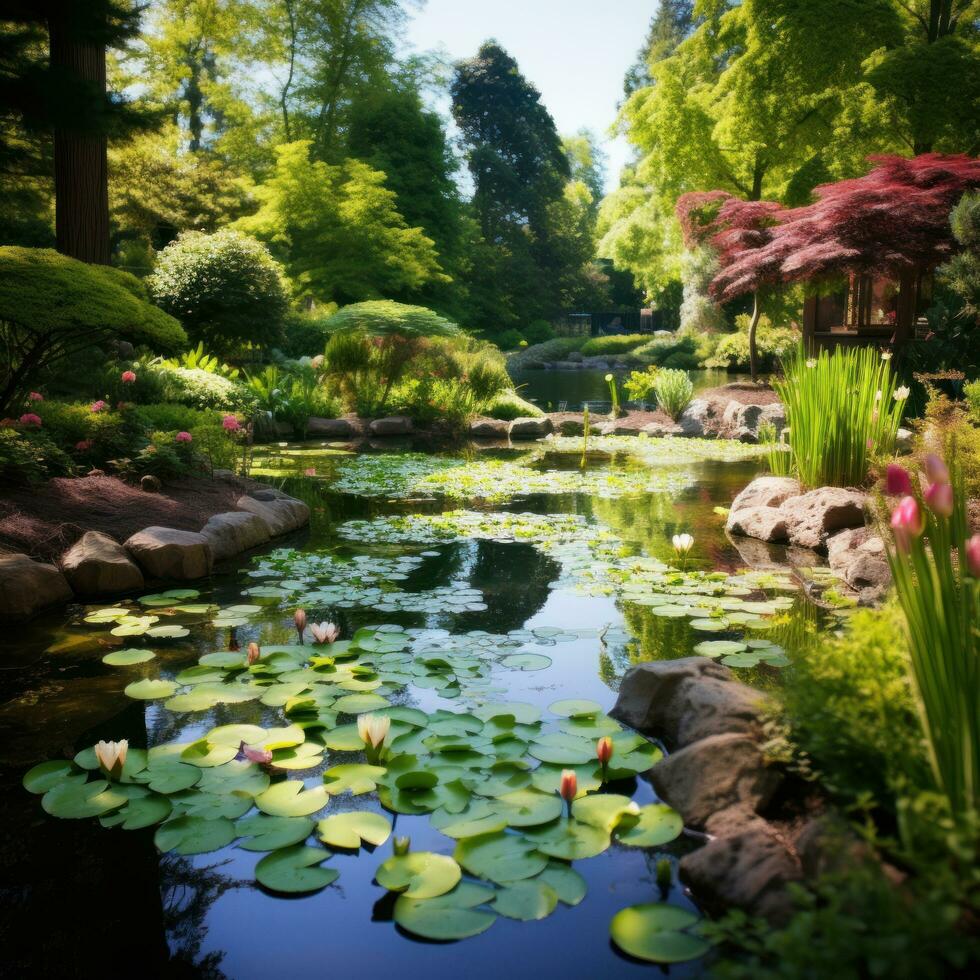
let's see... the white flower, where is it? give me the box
[894,385,910,400]
[604,373,614,382]
[881,351,893,361]
[874,390,882,402]
[310,622,340,645]
[805,359,817,368]
[357,713,390,750]
[94,739,128,780]
[672,533,694,555]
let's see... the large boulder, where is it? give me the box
[728,476,801,515]
[60,531,143,596]
[556,418,585,436]
[726,506,789,542]
[0,552,73,620]
[307,417,359,438]
[641,420,684,437]
[780,487,868,550]
[469,418,512,439]
[676,399,712,437]
[826,527,890,595]
[679,825,802,924]
[369,416,413,436]
[235,492,309,537]
[124,527,212,581]
[611,657,770,748]
[200,511,272,561]
[509,416,553,439]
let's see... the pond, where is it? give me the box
[0,439,820,978]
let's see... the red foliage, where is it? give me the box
[705,154,980,302]
[676,191,736,247]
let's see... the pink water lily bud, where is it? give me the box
[891,495,924,548]
[923,453,949,486]
[596,736,613,767]
[246,642,260,665]
[559,769,577,803]
[885,464,913,496]
[310,622,340,645]
[924,480,954,518]
[294,608,307,643]
[94,739,128,780]
[237,740,273,765]
[966,535,980,577]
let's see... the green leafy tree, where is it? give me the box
[623,0,695,96]
[236,139,447,305]
[147,229,290,351]
[0,246,186,413]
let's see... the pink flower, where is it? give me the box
[246,642,261,666]
[966,535,980,577]
[75,439,93,451]
[121,370,136,384]
[891,495,924,549]
[237,740,273,765]
[885,464,913,496]
[923,454,949,486]
[221,415,241,432]
[175,431,193,443]
[310,622,339,645]
[924,481,954,517]
[27,391,43,402]
[294,608,307,643]
[18,413,41,428]
[90,400,108,413]
[596,736,613,767]
[304,467,316,476]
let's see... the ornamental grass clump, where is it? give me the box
[652,368,694,421]
[886,453,979,829]
[773,346,907,487]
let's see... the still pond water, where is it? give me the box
[0,437,817,979]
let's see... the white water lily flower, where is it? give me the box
[94,739,128,780]
[672,533,694,555]
[357,713,390,750]
[310,622,340,645]
[894,385,910,400]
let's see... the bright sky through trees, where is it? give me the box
[404,0,653,192]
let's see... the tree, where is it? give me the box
[0,246,186,413]
[562,130,606,215]
[236,139,447,305]
[623,1,695,96]
[939,191,980,317]
[147,229,290,351]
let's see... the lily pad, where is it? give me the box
[609,903,709,963]
[255,781,330,817]
[539,862,587,906]
[493,880,558,921]
[549,699,602,718]
[317,810,391,849]
[42,778,128,819]
[489,789,563,827]
[322,764,387,796]
[102,648,155,666]
[236,814,314,851]
[376,851,461,899]
[124,678,178,700]
[617,803,684,847]
[524,820,610,860]
[23,759,76,794]
[154,815,236,854]
[454,832,548,883]
[393,882,497,941]
[255,845,338,893]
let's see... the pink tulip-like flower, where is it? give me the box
[28,391,43,402]
[19,413,42,428]
[222,415,241,432]
[310,622,340,645]
[121,370,137,383]
[294,608,307,643]
[246,641,261,665]
[175,431,193,443]
[924,480,954,518]
[559,769,577,810]
[891,495,925,549]
[91,400,108,413]
[596,736,613,768]
[966,535,980,577]
[885,464,913,496]
[923,453,949,486]
[237,740,273,765]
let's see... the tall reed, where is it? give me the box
[773,345,907,487]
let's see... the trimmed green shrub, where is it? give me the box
[134,403,225,433]
[705,315,799,372]
[279,310,337,358]
[523,320,555,345]
[0,428,74,483]
[0,246,186,415]
[33,401,146,464]
[652,368,694,419]
[580,334,650,356]
[148,230,290,351]
[486,390,544,420]
[152,365,257,412]
[497,328,526,350]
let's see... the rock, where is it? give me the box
[87,468,106,478]
[369,416,413,436]
[895,427,913,455]
[597,422,639,436]
[758,402,787,433]
[115,340,135,358]
[200,512,272,561]
[210,468,238,481]
[553,360,580,370]
[567,351,584,363]
[611,657,770,748]
[124,527,213,581]
[60,531,144,596]
[722,402,766,442]
[140,474,162,493]
[271,420,294,437]
[795,814,868,880]
[651,733,783,827]
[583,358,610,370]
[826,527,890,594]
[729,476,801,514]
[235,492,310,537]
[641,421,683,437]
[0,552,73,620]
[726,506,789,542]
[780,487,868,550]
[556,419,584,436]
[307,417,358,438]
[728,535,820,572]
[509,416,553,439]
[469,418,512,439]
[680,824,802,924]
[676,399,711,437]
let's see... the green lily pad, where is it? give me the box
[146,625,190,640]
[454,832,548,883]
[489,789,563,827]
[23,759,75,794]
[255,781,330,817]
[493,879,558,921]
[524,820,610,860]
[539,861,587,906]
[134,761,201,794]
[140,589,200,607]
[376,851,461,899]
[316,810,392,849]
[100,791,172,830]
[393,882,497,940]
[102,648,156,666]
[236,814,314,851]
[255,845,338,893]
[528,732,596,765]
[609,903,709,963]
[500,653,552,671]
[124,678,178,700]
[154,815,236,854]
[573,793,640,832]
[617,803,684,847]
[549,699,602,718]
[333,692,391,714]
[322,764,387,796]
[42,778,128,819]
[693,639,746,658]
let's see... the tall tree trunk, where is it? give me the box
[748,291,761,383]
[48,7,110,265]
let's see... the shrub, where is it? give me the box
[773,346,908,488]
[523,320,555,345]
[0,246,186,415]
[0,428,74,483]
[580,334,649,356]
[111,430,203,480]
[705,315,799,372]
[33,401,146,464]
[623,367,658,402]
[497,328,525,350]
[148,230,290,351]
[485,390,543,420]
[506,337,586,372]
[918,390,980,497]
[134,403,225,433]
[279,309,337,358]
[632,334,699,369]
[652,368,694,419]
[152,365,257,413]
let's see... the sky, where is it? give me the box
[403,0,654,194]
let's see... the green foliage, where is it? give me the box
[632,334,700,370]
[497,329,526,351]
[758,421,793,476]
[938,191,980,318]
[652,368,694,420]
[0,428,74,484]
[918,391,980,498]
[134,403,225,433]
[580,335,650,357]
[164,342,240,379]
[322,301,459,340]
[148,229,290,351]
[112,430,203,480]
[704,316,799,372]
[506,337,586,372]
[486,391,544,421]
[773,346,907,487]
[150,364,257,413]
[0,247,186,414]
[33,401,145,465]
[524,320,556,345]
[623,368,658,402]
[279,310,337,359]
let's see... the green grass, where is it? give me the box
[580,334,650,357]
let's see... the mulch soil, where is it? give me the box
[0,473,254,563]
